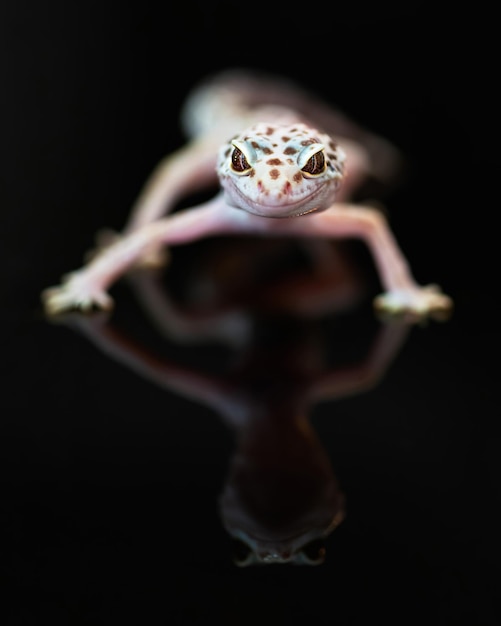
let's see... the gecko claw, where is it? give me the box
[41,272,114,316]
[373,284,453,321]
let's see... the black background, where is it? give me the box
[1,2,499,625]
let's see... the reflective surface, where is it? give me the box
[47,239,409,567]
[2,4,498,624]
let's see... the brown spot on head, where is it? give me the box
[267,158,283,166]
[251,141,259,149]
[266,127,274,135]
[224,147,231,157]
[284,146,297,155]
[249,169,255,177]
[286,158,294,165]
[301,138,318,146]
[293,172,303,183]
[327,153,337,160]
[262,147,273,155]
[269,169,280,179]
[282,136,290,142]
[329,140,337,150]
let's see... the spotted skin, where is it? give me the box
[41,69,453,319]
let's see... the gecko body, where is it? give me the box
[42,69,452,318]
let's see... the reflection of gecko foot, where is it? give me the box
[374,284,453,321]
[41,271,114,315]
[47,309,112,333]
[86,228,170,269]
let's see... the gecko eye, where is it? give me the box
[231,147,250,172]
[230,140,255,175]
[298,143,326,178]
[301,151,325,176]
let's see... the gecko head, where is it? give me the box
[217,122,345,218]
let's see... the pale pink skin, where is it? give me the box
[42,70,452,318]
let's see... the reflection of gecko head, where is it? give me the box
[218,406,345,566]
[208,315,351,566]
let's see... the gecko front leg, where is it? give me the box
[262,204,453,319]
[42,195,235,315]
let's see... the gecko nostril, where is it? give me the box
[282,181,292,195]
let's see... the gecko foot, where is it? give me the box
[86,228,170,269]
[41,271,114,316]
[373,284,453,321]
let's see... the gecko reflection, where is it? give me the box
[51,238,414,566]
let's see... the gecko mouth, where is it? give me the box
[228,180,326,218]
[291,206,321,217]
